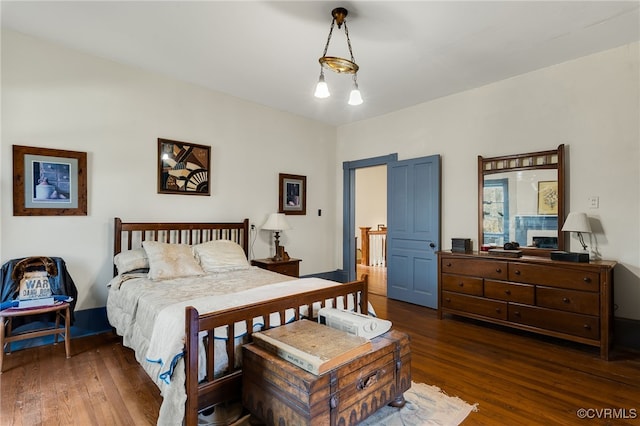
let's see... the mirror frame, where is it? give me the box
[478,144,565,256]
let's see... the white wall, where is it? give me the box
[336,42,640,320]
[1,30,337,310]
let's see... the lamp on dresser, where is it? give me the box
[261,213,291,261]
[562,212,592,251]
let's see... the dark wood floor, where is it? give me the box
[2,294,639,425]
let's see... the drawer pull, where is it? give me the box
[458,282,464,287]
[583,277,591,283]
[513,311,521,316]
[583,324,591,330]
[514,270,521,275]
[504,289,511,295]
[495,308,501,314]
[445,298,451,302]
[562,297,570,304]
[446,263,452,267]
[357,371,380,391]
[496,268,502,273]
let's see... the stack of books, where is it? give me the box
[251,320,373,375]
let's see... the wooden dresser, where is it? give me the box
[437,251,616,359]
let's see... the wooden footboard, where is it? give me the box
[184,276,369,426]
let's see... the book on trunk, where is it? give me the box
[251,319,373,375]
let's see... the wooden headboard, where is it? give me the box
[113,217,250,275]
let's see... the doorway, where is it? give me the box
[355,165,387,296]
[343,153,441,309]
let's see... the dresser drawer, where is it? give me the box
[442,291,507,320]
[536,286,599,316]
[508,303,599,340]
[273,263,299,277]
[441,257,507,280]
[441,274,483,296]
[484,280,534,304]
[508,263,599,291]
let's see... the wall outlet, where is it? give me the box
[250,224,255,230]
[588,196,599,209]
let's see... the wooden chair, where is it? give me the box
[0,302,71,373]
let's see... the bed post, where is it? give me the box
[360,274,369,315]
[242,218,249,257]
[185,306,200,426]
[113,217,122,276]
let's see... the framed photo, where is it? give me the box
[537,181,558,215]
[279,173,306,215]
[158,138,210,195]
[12,145,87,216]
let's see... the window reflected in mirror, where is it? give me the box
[478,145,565,255]
[483,170,557,248]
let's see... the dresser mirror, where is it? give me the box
[478,144,565,256]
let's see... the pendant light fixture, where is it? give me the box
[314,7,363,105]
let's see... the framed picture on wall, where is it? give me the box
[12,145,87,216]
[158,138,211,195]
[279,173,306,215]
[537,181,558,215]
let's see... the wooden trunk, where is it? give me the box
[242,330,411,426]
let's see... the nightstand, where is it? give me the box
[251,258,301,278]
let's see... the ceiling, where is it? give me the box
[2,1,639,126]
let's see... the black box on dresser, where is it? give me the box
[451,238,472,253]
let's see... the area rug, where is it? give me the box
[223,381,477,426]
[359,381,478,425]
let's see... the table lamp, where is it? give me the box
[261,213,291,261]
[561,212,592,252]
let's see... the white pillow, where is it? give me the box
[114,248,149,275]
[142,241,204,280]
[192,240,249,272]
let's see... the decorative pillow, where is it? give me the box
[192,239,249,272]
[142,241,204,280]
[114,248,149,275]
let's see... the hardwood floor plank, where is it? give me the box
[1,295,639,425]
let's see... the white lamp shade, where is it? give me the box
[348,88,363,105]
[561,212,592,233]
[314,79,330,99]
[261,213,291,231]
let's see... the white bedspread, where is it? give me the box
[145,277,350,385]
[106,266,364,426]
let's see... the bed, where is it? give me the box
[106,218,369,426]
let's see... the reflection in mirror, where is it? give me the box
[478,145,565,256]
[483,169,558,247]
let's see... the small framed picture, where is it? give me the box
[279,173,306,215]
[537,181,558,215]
[158,138,210,195]
[12,145,87,216]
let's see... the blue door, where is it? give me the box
[386,155,441,308]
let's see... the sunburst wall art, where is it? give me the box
[157,138,210,196]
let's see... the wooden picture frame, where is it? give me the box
[537,181,558,215]
[279,173,306,215]
[158,138,210,195]
[12,145,87,216]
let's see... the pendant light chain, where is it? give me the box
[343,22,356,64]
[321,19,336,57]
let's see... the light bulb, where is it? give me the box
[314,74,330,99]
[348,88,363,105]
